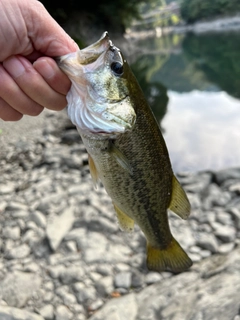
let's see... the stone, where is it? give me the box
[2,226,21,240]
[114,272,132,289]
[145,272,162,285]
[73,283,97,304]
[131,269,145,288]
[214,224,236,243]
[38,304,54,320]
[59,266,85,284]
[95,276,114,297]
[30,211,47,228]
[89,293,138,320]
[215,168,240,185]
[46,206,75,251]
[0,271,42,308]
[196,233,219,253]
[0,306,44,320]
[5,244,31,259]
[55,305,73,320]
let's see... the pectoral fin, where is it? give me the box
[88,154,99,189]
[109,142,133,175]
[169,176,191,220]
[113,203,135,232]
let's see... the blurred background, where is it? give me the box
[41,0,240,173]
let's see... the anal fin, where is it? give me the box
[113,203,134,232]
[147,237,192,273]
[169,175,191,220]
[88,154,99,189]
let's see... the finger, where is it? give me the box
[0,63,44,116]
[0,98,23,121]
[33,57,71,95]
[3,55,67,111]
[26,1,78,56]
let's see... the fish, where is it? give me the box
[58,32,192,273]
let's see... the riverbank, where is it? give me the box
[0,110,240,319]
[126,14,240,40]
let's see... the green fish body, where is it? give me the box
[58,32,192,272]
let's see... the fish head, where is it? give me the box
[58,32,136,137]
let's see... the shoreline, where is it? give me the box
[126,14,240,40]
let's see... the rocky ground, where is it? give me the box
[0,110,240,320]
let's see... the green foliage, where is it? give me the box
[181,0,240,23]
[41,0,150,32]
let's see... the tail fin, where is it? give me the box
[147,238,192,273]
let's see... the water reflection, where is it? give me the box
[130,31,240,172]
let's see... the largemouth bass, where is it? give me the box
[58,32,192,272]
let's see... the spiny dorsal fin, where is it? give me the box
[169,175,191,220]
[113,203,135,232]
[88,154,99,189]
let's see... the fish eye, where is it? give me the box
[111,62,124,76]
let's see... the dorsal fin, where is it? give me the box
[169,175,191,220]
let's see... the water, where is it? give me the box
[130,31,240,172]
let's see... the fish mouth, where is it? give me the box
[58,32,112,71]
[78,32,111,65]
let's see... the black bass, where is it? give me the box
[58,32,192,272]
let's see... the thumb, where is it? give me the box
[25,0,78,56]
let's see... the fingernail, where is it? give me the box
[3,56,26,78]
[34,59,54,79]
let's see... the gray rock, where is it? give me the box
[59,266,85,284]
[214,224,236,243]
[0,182,15,195]
[0,271,42,308]
[73,283,97,304]
[131,269,145,288]
[114,272,132,289]
[215,168,240,185]
[46,206,75,251]
[89,293,138,320]
[196,233,219,253]
[95,276,114,297]
[145,272,162,285]
[30,211,46,228]
[228,207,240,229]
[55,305,73,320]
[0,306,44,320]
[5,244,31,259]
[38,304,54,320]
[2,226,21,240]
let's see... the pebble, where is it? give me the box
[39,304,54,320]
[195,233,219,253]
[5,243,31,259]
[55,305,73,320]
[46,206,75,251]
[114,272,132,289]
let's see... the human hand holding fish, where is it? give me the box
[0,0,78,121]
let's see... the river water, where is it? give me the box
[130,31,240,172]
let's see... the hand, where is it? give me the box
[0,0,78,121]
